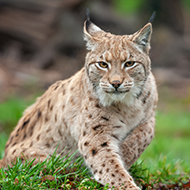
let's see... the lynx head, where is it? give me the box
[84,18,153,107]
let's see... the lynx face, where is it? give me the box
[84,20,152,107]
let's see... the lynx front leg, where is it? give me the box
[120,117,155,169]
[78,131,140,190]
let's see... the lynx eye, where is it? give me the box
[124,61,135,68]
[98,62,108,68]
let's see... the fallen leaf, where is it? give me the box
[182,179,190,188]
[42,175,55,182]
[14,178,19,185]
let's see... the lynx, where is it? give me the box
[0,14,158,189]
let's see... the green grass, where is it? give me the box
[0,97,190,189]
[0,151,108,190]
[0,151,189,189]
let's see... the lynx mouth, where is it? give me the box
[105,90,130,94]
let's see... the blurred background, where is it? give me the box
[0,0,190,172]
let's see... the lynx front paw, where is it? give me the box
[121,185,141,190]
[115,182,140,190]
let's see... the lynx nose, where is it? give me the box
[111,80,122,89]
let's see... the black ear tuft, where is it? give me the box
[86,8,90,21]
[148,11,156,23]
[86,8,91,31]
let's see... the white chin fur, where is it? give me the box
[96,86,137,107]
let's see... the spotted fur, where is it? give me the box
[0,19,158,189]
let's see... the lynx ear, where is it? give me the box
[131,23,152,53]
[83,14,103,50]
